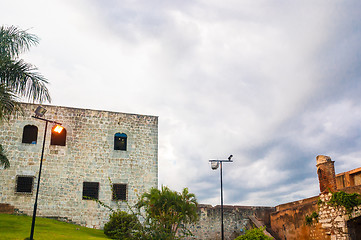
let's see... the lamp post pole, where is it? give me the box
[209,155,233,240]
[30,115,62,240]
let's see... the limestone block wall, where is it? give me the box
[187,205,275,240]
[0,103,158,228]
[318,187,361,240]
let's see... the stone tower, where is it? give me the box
[316,155,337,193]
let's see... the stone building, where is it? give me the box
[0,103,158,228]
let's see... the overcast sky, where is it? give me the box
[2,0,361,206]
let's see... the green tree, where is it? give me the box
[136,186,199,240]
[0,25,51,169]
[234,227,273,240]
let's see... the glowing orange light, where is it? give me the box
[53,125,64,133]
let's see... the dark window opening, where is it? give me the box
[16,176,34,193]
[114,133,127,151]
[22,125,38,144]
[51,127,66,146]
[112,184,127,201]
[82,182,99,200]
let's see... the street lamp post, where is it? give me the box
[29,106,63,240]
[209,155,233,240]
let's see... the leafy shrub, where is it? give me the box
[104,211,141,240]
[234,227,273,240]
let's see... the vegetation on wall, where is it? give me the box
[328,191,361,215]
[305,211,319,226]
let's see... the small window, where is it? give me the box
[114,133,127,151]
[51,126,66,146]
[82,182,99,200]
[22,125,38,144]
[16,176,34,194]
[112,184,127,201]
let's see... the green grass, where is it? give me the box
[0,214,109,240]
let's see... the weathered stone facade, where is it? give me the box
[0,103,158,228]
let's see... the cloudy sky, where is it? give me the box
[2,0,361,206]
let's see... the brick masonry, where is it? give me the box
[0,103,158,228]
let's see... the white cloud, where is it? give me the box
[2,0,361,207]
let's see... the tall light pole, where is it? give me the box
[209,155,233,240]
[29,106,63,240]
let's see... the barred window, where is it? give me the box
[82,182,99,200]
[114,133,127,151]
[16,176,34,193]
[22,125,38,144]
[112,184,127,201]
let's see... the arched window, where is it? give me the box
[51,126,67,146]
[22,125,38,144]
[114,133,127,151]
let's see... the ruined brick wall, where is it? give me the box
[270,155,361,240]
[0,103,158,228]
[187,205,275,240]
[270,196,330,240]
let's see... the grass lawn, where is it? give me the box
[0,214,109,240]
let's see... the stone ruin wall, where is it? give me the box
[187,204,275,240]
[317,187,361,240]
[0,103,158,228]
[270,155,361,240]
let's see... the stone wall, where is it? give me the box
[187,204,275,240]
[0,103,158,228]
[318,186,361,240]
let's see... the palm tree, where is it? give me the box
[136,186,199,239]
[0,25,51,168]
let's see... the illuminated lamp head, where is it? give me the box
[53,125,64,134]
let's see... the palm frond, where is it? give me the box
[0,83,22,121]
[0,25,39,58]
[0,57,51,103]
[0,144,10,169]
